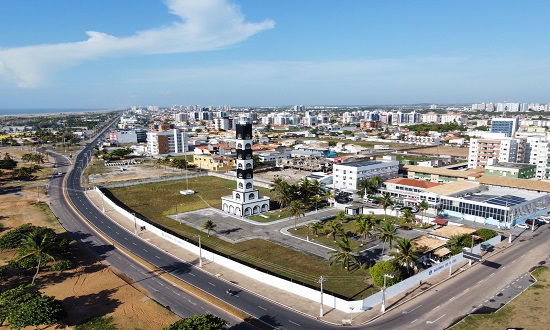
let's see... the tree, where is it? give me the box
[17,227,63,284]
[202,220,216,237]
[288,200,306,230]
[335,210,348,224]
[369,260,401,287]
[163,314,228,330]
[376,220,398,256]
[400,209,413,224]
[474,228,497,241]
[310,194,322,212]
[446,233,471,255]
[417,200,429,224]
[380,192,394,221]
[0,153,17,170]
[354,214,374,243]
[435,204,444,217]
[310,221,324,236]
[324,189,335,207]
[270,177,295,209]
[326,220,343,242]
[0,223,35,251]
[329,237,362,271]
[0,284,65,328]
[389,237,423,276]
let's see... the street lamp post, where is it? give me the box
[132,212,137,235]
[195,235,203,267]
[318,276,326,318]
[381,273,394,313]
[37,185,40,203]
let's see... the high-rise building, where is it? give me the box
[221,117,270,216]
[468,137,525,169]
[490,117,519,137]
[146,129,188,156]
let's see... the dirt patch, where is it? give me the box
[0,191,179,329]
[408,145,469,158]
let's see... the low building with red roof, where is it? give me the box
[380,178,441,206]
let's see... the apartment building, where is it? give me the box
[146,129,188,156]
[333,159,399,192]
[468,138,525,169]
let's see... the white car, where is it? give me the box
[536,218,550,224]
[515,223,529,229]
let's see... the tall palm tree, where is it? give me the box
[376,220,398,256]
[311,221,324,236]
[17,228,61,284]
[380,192,394,221]
[288,200,306,230]
[401,209,413,224]
[329,237,362,271]
[202,220,216,237]
[326,220,343,242]
[417,200,429,224]
[389,237,423,276]
[310,194,322,212]
[354,215,374,243]
[270,177,294,209]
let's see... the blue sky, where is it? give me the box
[1,0,549,109]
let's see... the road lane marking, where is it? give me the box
[426,314,446,324]
[143,249,148,252]
[402,305,423,314]
[463,288,470,292]
[288,320,300,326]
[208,282,216,287]
[187,299,196,306]
[172,290,180,296]
[411,319,418,324]
[132,242,136,245]
[155,255,161,259]
[490,272,495,277]
[258,306,267,311]
[434,305,440,310]
[124,237,128,240]
[189,273,195,277]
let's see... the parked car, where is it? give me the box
[515,223,529,229]
[536,218,550,224]
[526,219,543,226]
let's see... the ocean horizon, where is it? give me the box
[0,108,120,116]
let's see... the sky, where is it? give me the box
[1,0,550,109]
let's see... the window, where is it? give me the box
[238,164,243,169]
[238,182,243,189]
[237,143,242,149]
[249,193,255,200]
[236,193,241,200]
[246,182,252,189]
[246,163,252,169]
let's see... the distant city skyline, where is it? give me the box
[1,0,550,109]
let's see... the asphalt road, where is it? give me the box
[48,120,549,330]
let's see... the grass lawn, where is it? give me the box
[451,267,550,330]
[106,176,379,299]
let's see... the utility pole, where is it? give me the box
[318,276,326,318]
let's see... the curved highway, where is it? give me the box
[49,118,550,330]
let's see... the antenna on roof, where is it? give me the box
[502,96,508,117]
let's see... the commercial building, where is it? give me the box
[380,178,441,205]
[404,165,484,183]
[221,118,269,216]
[490,117,519,137]
[333,159,399,193]
[193,155,235,171]
[419,181,549,228]
[484,161,536,179]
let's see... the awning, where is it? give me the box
[433,247,451,257]
[432,218,449,225]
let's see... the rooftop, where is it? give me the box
[485,162,536,170]
[423,181,482,196]
[404,165,484,179]
[476,176,550,193]
[411,235,447,252]
[385,178,441,189]
[431,225,478,239]
[337,160,398,168]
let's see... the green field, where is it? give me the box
[107,176,377,299]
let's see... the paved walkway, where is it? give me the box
[83,189,539,326]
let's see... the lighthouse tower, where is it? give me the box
[221,117,269,217]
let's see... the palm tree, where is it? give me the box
[389,237,423,275]
[310,194,322,213]
[270,177,294,210]
[202,220,216,237]
[335,210,348,224]
[324,189,335,207]
[17,228,61,284]
[435,204,444,217]
[326,220,343,242]
[311,221,324,236]
[354,214,374,243]
[401,209,413,224]
[376,220,398,256]
[417,200,429,224]
[329,237,362,271]
[288,200,306,230]
[380,192,394,221]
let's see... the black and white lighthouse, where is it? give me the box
[221,117,269,216]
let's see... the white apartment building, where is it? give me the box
[524,136,550,179]
[146,129,188,156]
[333,160,399,192]
[440,112,468,125]
[468,138,525,169]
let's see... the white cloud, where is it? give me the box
[0,0,274,88]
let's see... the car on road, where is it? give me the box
[515,223,529,229]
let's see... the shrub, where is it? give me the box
[51,260,74,271]
[75,316,117,330]
[474,228,498,241]
[369,260,401,287]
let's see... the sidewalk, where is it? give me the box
[83,189,513,326]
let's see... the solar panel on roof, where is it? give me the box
[485,195,526,207]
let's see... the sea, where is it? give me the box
[0,108,117,117]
